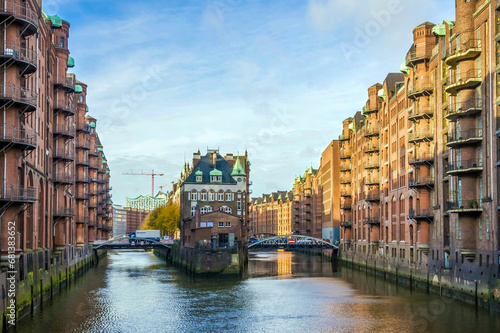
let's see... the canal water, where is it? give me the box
[9,251,500,333]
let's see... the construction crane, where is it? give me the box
[123,169,164,196]
[159,183,170,197]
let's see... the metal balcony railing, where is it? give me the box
[409,209,434,219]
[0,84,37,107]
[410,152,435,165]
[53,148,75,160]
[0,1,39,30]
[0,42,37,67]
[446,98,482,119]
[447,199,482,211]
[54,75,75,91]
[447,128,482,144]
[446,158,483,173]
[0,126,36,147]
[0,185,36,202]
[446,69,482,86]
[446,39,481,57]
[53,207,74,217]
[53,125,75,137]
[54,99,75,114]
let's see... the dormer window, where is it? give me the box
[209,168,222,183]
[195,169,203,182]
[196,175,202,182]
[211,175,222,182]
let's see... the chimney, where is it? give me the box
[193,151,201,168]
[212,152,217,166]
[225,153,233,161]
[195,205,200,228]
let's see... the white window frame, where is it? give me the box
[191,190,197,201]
[226,192,232,201]
[218,192,224,201]
[225,222,231,228]
[208,191,215,201]
[218,222,224,228]
[201,192,207,201]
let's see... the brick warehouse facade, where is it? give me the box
[249,140,341,242]
[339,0,500,309]
[0,1,111,326]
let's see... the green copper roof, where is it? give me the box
[68,56,75,68]
[445,20,455,30]
[377,88,386,101]
[210,168,222,176]
[432,24,446,36]
[231,156,246,176]
[400,63,410,75]
[102,160,107,164]
[106,171,110,174]
[48,15,62,28]
[75,85,83,93]
[195,169,203,176]
[90,122,96,128]
[307,166,315,175]
[86,106,89,112]
[348,123,355,131]
[97,147,103,152]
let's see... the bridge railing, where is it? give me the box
[249,235,338,249]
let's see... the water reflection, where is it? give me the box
[10,250,500,333]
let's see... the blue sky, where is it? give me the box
[44,0,454,205]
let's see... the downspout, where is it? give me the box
[489,6,495,236]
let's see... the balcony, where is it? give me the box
[447,199,482,214]
[0,185,36,203]
[339,134,350,142]
[363,218,380,226]
[409,130,434,144]
[409,175,434,189]
[363,107,378,115]
[408,107,434,121]
[339,150,351,159]
[76,156,90,166]
[364,145,379,154]
[406,48,431,67]
[53,124,75,139]
[76,123,92,133]
[365,177,379,186]
[89,150,99,157]
[54,99,75,116]
[0,126,36,150]
[341,203,352,211]
[446,158,483,175]
[364,127,379,138]
[0,1,38,37]
[447,128,482,147]
[75,193,90,200]
[408,208,434,222]
[0,43,37,74]
[340,220,352,228]
[53,207,75,218]
[76,175,91,183]
[0,84,37,112]
[340,164,351,172]
[365,191,380,202]
[340,189,351,198]
[53,173,74,185]
[76,216,90,224]
[409,152,434,166]
[89,200,97,208]
[445,39,481,67]
[340,177,351,184]
[445,69,482,95]
[445,98,482,121]
[364,161,380,169]
[53,148,75,162]
[76,140,91,150]
[54,75,75,93]
[407,84,434,100]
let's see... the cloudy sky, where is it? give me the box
[45,0,454,205]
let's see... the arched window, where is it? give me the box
[399,194,405,214]
[201,190,207,201]
[391,196,396,215]
[190,189,197,201]
[200,206,212,214]
[218,190,224,201]
[219,206,232,214]
[225,190,232,201]
[208,190,215,202]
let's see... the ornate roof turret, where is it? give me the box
[231,156,246,176]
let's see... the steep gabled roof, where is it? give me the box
[185,153,237,184]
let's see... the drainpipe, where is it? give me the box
[489,4,496,238]
[3,24,6,193]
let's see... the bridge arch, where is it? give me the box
[248,235,338,249]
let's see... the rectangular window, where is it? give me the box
[456,219,462,240]
[208,192,214,201]
[226,192,232,201]
[60,37,65,48]
[225,222,231,227]
[200,222,207,227]
[201,193,207,201]
[479,218,483,240]
[218,222,224,228]
[218,193,224,201]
